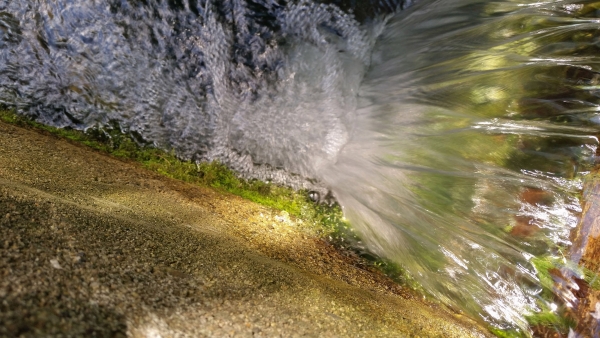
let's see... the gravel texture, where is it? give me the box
[0,121,490,337]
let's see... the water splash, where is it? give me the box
[1,0,599,332]
[321,0,599,330]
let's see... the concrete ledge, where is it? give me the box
[0,121,489,336]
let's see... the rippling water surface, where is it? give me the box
[1,0,599,334]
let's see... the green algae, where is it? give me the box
[526,255,587,334]
[0,107,333,227]
[488,328,526,338]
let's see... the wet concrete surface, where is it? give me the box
[0,121,490,337]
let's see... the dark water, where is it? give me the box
[1,0,599,334]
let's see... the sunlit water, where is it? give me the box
[1,0,599,333]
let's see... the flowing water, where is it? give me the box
[1,0,599,334]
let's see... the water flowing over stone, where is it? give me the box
[1,0,599,332]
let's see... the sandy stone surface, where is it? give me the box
[0,121,490,337]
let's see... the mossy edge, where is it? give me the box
[0,108,421,282]
[0,108,337,229]
[2,108,548,337]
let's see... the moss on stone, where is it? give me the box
[0,107,373,266]
[488,328,526,338]
[0,107,344,230]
